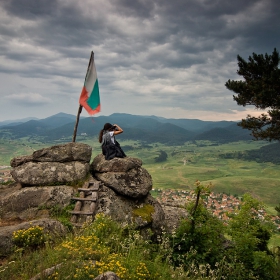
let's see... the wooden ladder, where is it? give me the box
[70,180,100,226]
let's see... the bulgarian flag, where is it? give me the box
[79,51,101,115]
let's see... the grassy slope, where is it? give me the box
[0,138,48,165]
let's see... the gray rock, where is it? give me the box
[11,161,90,186]
[160,204,189,233]
[32,142,92,163]
[91,154,142,172]
[94,167,152,198]
[94,271,120,280]
[10,155,33,168]
[0,185,75,220]
[95,184,165,237]
[0,218,67,257]
[10,142,92,167]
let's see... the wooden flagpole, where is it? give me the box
[72,51,94,142]
[72,104,83,142]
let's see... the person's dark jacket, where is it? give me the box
[102,140,126,160]
[101,131,126,160]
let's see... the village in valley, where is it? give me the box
[155,188,280,231]
[0,166,12,184]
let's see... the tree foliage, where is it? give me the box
[172,181,225,268]
[225,48,280,141]
[275,203,280,215]
[172,184,278,279]
[154,150,168,162]
[219,142,280,164]
[227,194,277,279]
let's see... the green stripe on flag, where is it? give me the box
[87,79,100,109]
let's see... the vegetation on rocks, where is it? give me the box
[12,225,45,250]
[132,204,155,223]
[1,183,279,280]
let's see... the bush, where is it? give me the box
[12,225,45,249]
[171,181,225,268]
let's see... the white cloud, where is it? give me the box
[5,93,52,106]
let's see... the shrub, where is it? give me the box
[171,181,225,267]
[12,225,45,249]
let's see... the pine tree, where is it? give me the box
[225,48,280,140]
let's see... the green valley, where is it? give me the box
[1,137,280,211]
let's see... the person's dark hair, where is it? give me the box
[98,123,114,143]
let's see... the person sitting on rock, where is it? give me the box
[98,123,126,160]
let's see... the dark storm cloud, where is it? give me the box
[3,0,59,18]
[0,0,279,121]
[114,0,155,18]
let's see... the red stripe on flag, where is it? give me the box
[79,86,100,115]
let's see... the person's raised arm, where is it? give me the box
[113,124,123,135]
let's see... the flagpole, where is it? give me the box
[72,52,94,142]
[72,105,83,142]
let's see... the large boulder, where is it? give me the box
[91,154,164,237]
[0,218,67,257]
[0,185,75,220]
[10,142,92,186]
[94,167,152,198]
[160,204,188,233]
[10,142,92,167]
[11,161,90,186]
[95,184,165,237]
[10,155,33,168]
[91,154,142,172]
[92,155,152,198]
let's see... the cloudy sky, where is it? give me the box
[0,0,279,122]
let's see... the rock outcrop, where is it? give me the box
[11,161,89,186]
[91,154,165,238]
[92,154,152,198]
[0,143,184,257]
[10,142,92,186]
[10,143,92,167]
[160,203,188,233]
[94,183,164,237]
[0,142,92,256]
[0,185,75,221]
[155,195,189,233]
[94,271,120,280]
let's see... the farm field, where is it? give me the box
[1,137,279,211]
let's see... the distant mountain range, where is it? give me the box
[0,117,39,127]
[0,112,253,144]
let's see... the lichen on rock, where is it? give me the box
[132,204,155,223]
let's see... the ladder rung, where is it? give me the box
[71,223,84,227]
[72,197,97,202]
[78,187,99,192]
[70,211,94,215]
[89,181,100,186]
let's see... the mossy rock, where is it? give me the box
[132,204,155,223]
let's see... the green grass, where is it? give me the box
[0,138,51,165]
